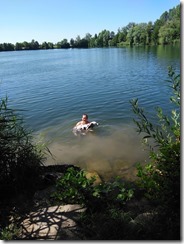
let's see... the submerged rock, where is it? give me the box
[85,171,102,185]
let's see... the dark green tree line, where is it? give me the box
[0,4,180,51]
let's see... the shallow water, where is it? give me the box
[43,125,150,181]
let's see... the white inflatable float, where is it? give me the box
[72,121,99,136]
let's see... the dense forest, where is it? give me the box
[0,4,180,52]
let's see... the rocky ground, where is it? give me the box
[1,164,154,240]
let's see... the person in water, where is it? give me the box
[75,114,91,126]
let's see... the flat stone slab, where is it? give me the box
[20,204,86,240]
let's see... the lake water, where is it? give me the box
[0,46,180,180]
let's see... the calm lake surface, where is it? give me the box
[0,46,180,180]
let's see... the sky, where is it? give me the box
[0,0,181,44]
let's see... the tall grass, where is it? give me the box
[0,96,45,198]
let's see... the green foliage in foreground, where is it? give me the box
[51,167,135,240]
[51,167,134,210]
[0,224,20,240]
[130,66,180,239]
[0,97,46,197]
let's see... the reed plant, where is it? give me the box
[0,96,45,198]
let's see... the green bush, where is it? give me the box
[0,224,20,240]
[0,96,46,197]
[130,66,180,239]
[51,167,134,239]
[51,167,134,210]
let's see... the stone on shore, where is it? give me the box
[20,204,86,240]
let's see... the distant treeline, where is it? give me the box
[0,4,180,52]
